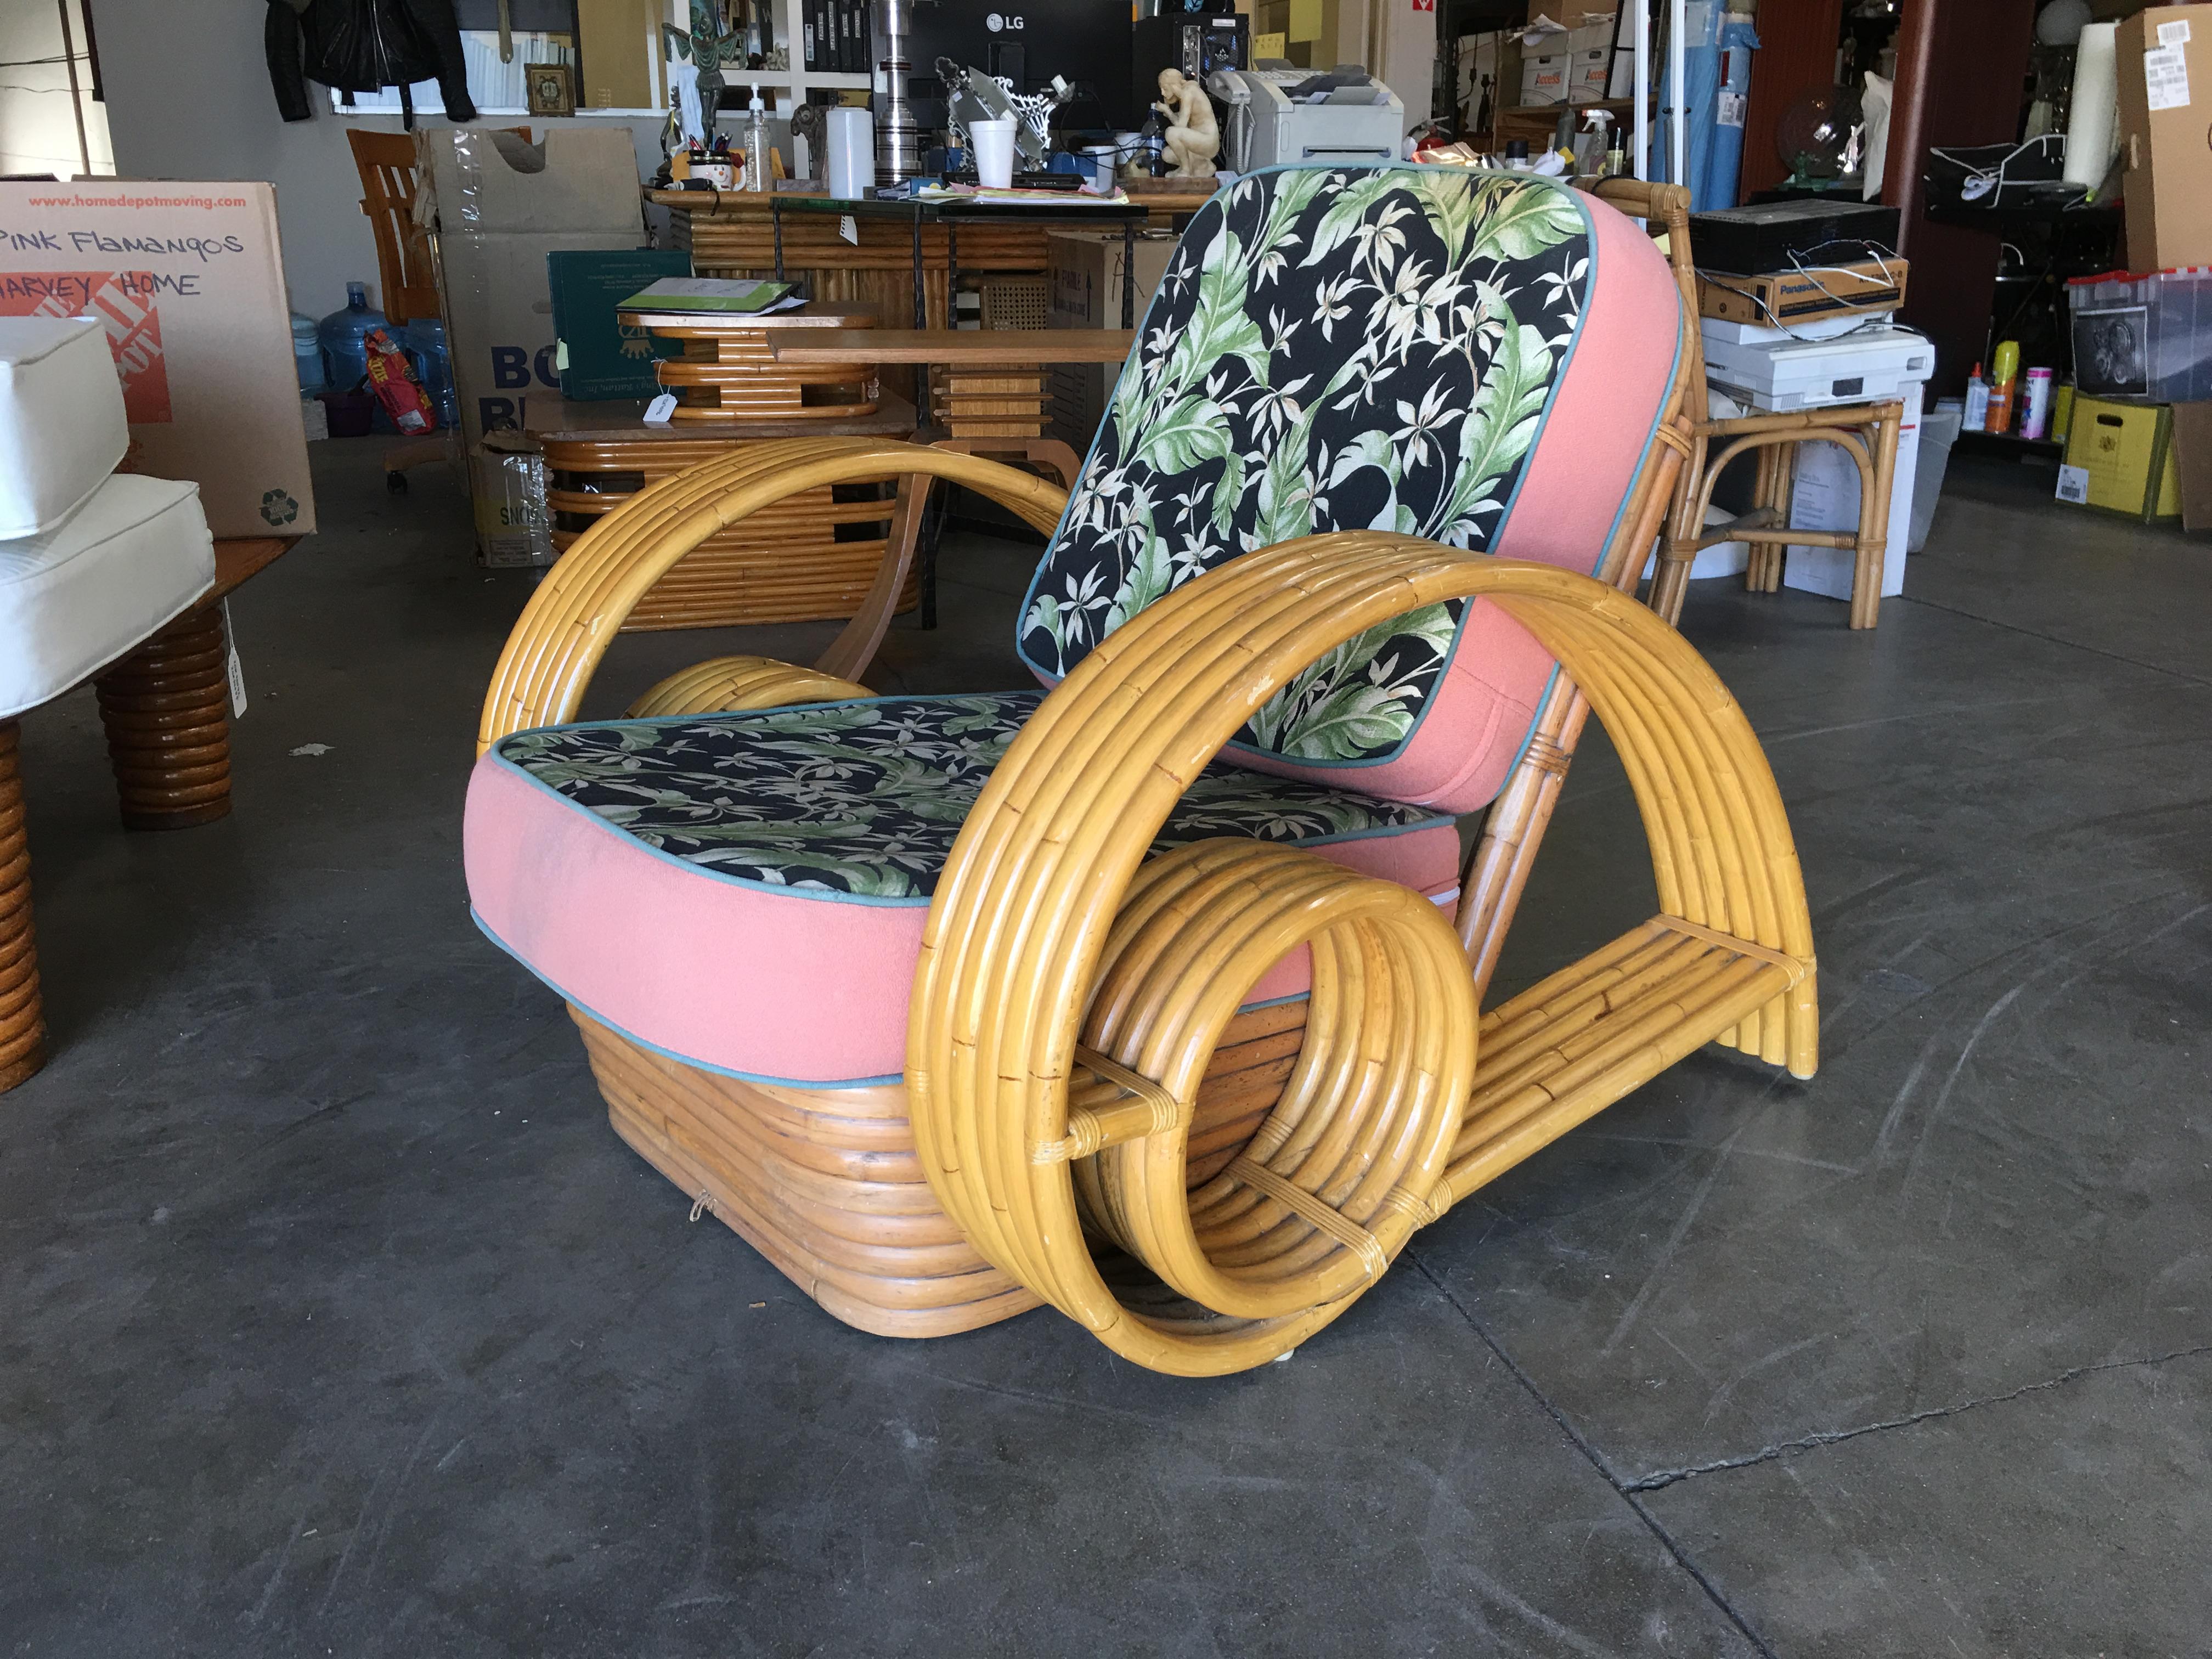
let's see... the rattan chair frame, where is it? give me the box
[473,178,1820,1375]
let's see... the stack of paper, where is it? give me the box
[616,277,806,315]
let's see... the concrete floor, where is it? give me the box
[3,441,2208,1657]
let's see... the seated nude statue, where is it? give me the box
[1153,67,1221,178]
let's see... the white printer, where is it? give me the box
[1208,67,1404,172]
[1700,324,1934,414]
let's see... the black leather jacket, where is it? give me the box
[267,0,477,125]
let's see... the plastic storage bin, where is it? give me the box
[2067,267,2212,403]
[1909,398,1965,552]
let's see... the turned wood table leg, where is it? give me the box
[95,603,233,832]
[0,722,45,1093]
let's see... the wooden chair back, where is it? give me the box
[346,126,532,324]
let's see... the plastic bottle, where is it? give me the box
[2020,366,2055,442]
[1577,108,1613,176]
[1985,339,2020,434]
[317,281,387,393]
[1963,362,1990,433]
[400,317,460,428]
[291,312,325,393]
[743,84,771,192]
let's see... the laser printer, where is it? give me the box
[1207,66,1404,172]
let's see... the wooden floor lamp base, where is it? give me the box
[95,605,233,832]
[0,722,45,1094]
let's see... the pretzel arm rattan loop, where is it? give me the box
[1070,838,1476,1326]
[476,438,1070,754]
[907,534,1816,1376]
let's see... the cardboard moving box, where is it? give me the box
[1698,259,1909,326]
[1047,229,1174,451]
[1520,52,1569,105]
[2168,399,2212,532]
[0,180,315,538]
[415,127,646,562]
[2117,5,2212,275]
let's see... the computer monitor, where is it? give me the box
[885,0,1137,134]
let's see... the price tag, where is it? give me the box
[840,213,859,245]
[2055,464,2090,506]
[223,600,248,719]
[645,391,679,425]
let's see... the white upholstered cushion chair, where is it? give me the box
[1,316,217,1093]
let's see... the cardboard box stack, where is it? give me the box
[1519,12,1615,108]
[2117,5,2212,276]
[2094,8,2212,533]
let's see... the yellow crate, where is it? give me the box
[2061,394,2181,522]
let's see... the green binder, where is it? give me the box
[547,249,691,400]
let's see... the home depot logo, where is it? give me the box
[0,269,172,423]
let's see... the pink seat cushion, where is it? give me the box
[465,692,1464,1086]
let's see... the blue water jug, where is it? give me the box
[400,317,459,428]
[291,312,325,393]
[317,281,386,393]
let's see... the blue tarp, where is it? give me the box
[1648,3,1760,212]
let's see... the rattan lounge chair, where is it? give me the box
[465,170,1816,1376]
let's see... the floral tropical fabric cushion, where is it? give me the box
[464,694,1466,1084]
[493,692,1442,901]
[1019,165,1599,770]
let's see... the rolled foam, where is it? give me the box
[2062,21,2120,188]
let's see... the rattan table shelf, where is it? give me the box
[536,396,922,633]
[617,307,882,424]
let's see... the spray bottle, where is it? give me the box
[1578,108,1615,177]
[743,83,771,192]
